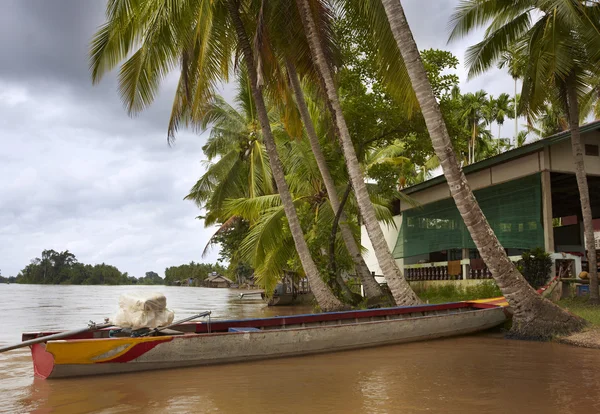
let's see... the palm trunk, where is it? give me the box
[226,0,343,312]
[472,122,477,163]
[381,0,585,337]
[286,60,386,302]
[498,124,501,155]
[514,77,518,148]
[296,0,420,306]
[565,78,599,304]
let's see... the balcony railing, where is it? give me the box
[403,257,522,281]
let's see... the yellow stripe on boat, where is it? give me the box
[466,297,510,307]
[46,336,169,365]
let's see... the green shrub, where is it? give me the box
[517,248,552,289]
[416,281,502,304]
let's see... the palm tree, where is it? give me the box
[186,70,274,225]
[460,91,488,163]
[449,0,599,304]
[185,70,275,263]
[225,0,345,311]
[516,131,529,148]
[285,62,387,302]
[494,93,513,153]
[222,1,386,302]
[498,43,527,145]
[295,0,420,306]
[530,101,569,139]
[380,0,585,337]
[222,131,376,302]
[90,0,345,311]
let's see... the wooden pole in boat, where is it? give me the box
[0,321,113,353]
[142,311,212,336]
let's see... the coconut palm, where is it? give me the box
[285,62,387,302]
[185,69,277,266]
[185,69,274,227]
[379,0,585,337]
[449,0,600,304]
[222,124,376,302]
[530,101,569,139]
[90,0,345,311]
[215,1,387,302]
[295,0,420,306]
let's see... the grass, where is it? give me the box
[556,297,600,326]
[413,281,502,304]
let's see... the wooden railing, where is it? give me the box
[403,257,521,282]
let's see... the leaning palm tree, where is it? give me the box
[379,0,585,337]
[90,0,345,311]
[235,0,386,302]
[251,1,386,300]
[221,0,345,311]
[223,129,374,302]
[449,0,599,304]
[295,0,420,306]
[285,62,387,302]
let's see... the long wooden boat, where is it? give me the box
[22,302,507,379]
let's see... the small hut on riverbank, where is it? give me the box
[204,274,234,288]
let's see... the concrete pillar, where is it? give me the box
[461,248,469,280]
[541,170,555,253]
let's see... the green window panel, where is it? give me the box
[393,173,543,259]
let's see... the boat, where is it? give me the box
[260,277,315,306]
[18,301,507,379]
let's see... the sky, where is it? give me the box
[0,1,515,278]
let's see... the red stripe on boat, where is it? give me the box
[31,343,55,379]
[101,337,173,363]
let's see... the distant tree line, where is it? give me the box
[13,249,164,285]
[0,268,17,283]
[164,261,227,286]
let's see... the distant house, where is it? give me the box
[204,273,234,288]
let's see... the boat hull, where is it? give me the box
[30,304,507,379]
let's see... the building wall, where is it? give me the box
[400,152,544,212]
[362,130,600,281]
[398,129,600,214]
[550,131,600,175]
[360,215,403,281]
[491,153,541,184]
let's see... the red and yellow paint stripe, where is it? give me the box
[46,335,173,365]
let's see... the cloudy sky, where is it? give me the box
[0,1,513,278]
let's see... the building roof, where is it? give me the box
[402,119,600,196]
[206,274,233,283]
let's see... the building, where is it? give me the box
[204,273,234,288]
[362,121,600,285]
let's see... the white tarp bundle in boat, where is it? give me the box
[112,292,174,330]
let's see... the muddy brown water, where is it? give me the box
[1,284,599,413]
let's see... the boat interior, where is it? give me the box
[22,302,501,342]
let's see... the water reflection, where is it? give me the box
[1,285,600,413]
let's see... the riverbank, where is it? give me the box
[554,297,600,349]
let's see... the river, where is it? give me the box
[1,284,599,413]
